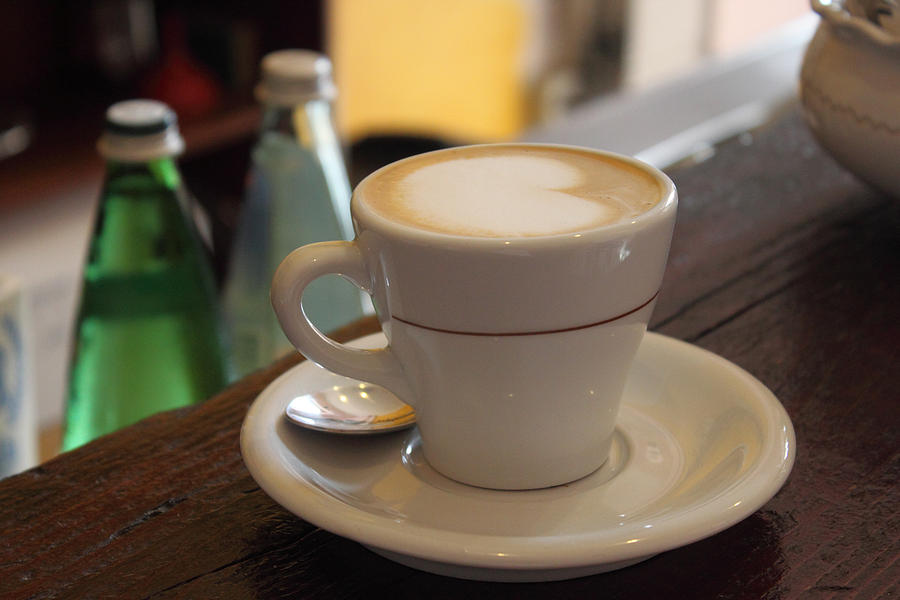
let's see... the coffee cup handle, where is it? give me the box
[271,241,415,406]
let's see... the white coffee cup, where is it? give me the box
[272,144,677,489]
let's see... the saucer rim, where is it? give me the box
[241,332,795,572]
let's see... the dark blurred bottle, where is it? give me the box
[222,50,364,379]
[63,100,226,451]
[141,14,222,119]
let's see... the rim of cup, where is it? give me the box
[351,143,677,249]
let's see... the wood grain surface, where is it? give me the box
[1,106,897,599]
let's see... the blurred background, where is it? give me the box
[0,0,813,464]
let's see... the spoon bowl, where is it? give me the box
[285,382,416,434]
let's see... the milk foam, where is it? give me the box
[361,146,661,237]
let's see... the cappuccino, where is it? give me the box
[272,143,677,488]
[358,145,663,237]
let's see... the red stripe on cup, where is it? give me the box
[392,290,660,337]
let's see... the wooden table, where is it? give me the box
[2,105,897,599]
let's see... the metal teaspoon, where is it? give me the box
[285,382,416,434]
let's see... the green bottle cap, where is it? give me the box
[98,99,185,162]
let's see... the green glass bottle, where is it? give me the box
[63,100,226,451]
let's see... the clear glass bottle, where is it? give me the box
[222,50,364,378]
[63,100,227,451]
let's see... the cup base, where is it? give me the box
[420,434,615,491]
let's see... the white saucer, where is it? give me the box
[241,332,795,582]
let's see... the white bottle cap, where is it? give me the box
[255,49,337,106]
[97,99,185,162]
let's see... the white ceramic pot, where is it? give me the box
[800,0,900,198]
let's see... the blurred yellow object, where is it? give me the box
[327,0,534,143]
